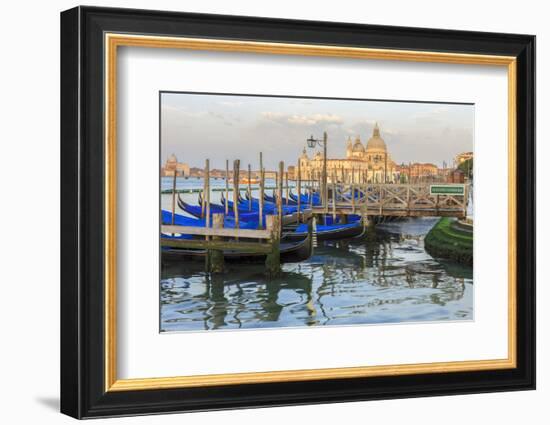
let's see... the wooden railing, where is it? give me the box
[314,183,469,217]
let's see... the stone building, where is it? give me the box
[297,123,398,183]
[162,153,190,177]
[396,162,441,183]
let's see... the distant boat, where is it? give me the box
[229,177,260,185]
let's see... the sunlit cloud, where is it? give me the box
[262,112,343,126]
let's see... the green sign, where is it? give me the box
[430,185,465,195]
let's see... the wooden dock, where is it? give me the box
[162,214,282,275]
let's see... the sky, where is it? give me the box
[160,92,474,170]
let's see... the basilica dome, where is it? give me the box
[366,123,387,152]
[352,136,365,153]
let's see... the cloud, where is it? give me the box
[261,112,343,126]
[217,100,245,107]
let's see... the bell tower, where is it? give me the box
[346,136,353,158]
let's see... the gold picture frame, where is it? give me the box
[104,33,517,392]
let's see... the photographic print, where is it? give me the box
[160,92,474,332]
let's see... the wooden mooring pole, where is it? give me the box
[225,159,229,215]
[309,170,313,209]
[332,169,337,221]
[259,152,264,228]
[205,159,210,231]
[351,179,356,213]
[209,213,225,273]
[203,159,211,271]
[285,171,289,205]
[278,161,284,227]
[248,163,252,211]
[233,160,240,232]
[171,170,177,225]
[297,157,301,222]
[265,215,281,276]
[201,164,208,219]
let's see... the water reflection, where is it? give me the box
[161,217,473,332]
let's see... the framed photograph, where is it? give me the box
[60,6,535,419]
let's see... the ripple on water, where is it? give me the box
[160,218,473,332]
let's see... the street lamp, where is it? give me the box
[306,132,328,212]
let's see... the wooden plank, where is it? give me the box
[161,225,271,239]
[161,238,273,253]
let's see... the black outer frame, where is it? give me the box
[60,6,536,419]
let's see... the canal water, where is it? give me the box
[160,177,473,332]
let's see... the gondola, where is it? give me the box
[161,210,258,230]
[289,189,321,206]
[161,220,314,264]
[248,190,298,206]
[178,194,261,221]
[283,220,365,241]
[242,192,304,212]
[263,190,277,204]
[220,191,298,214]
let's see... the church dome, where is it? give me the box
[366,123,387,152]
[167,153,178,164]
[352,136,365,153]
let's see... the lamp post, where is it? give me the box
[307,131,328,212]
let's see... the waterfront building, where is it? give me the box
[447,168,465,183]
[162,153,190,177]
[395,162,441,183]
[297,123,398,183]
[409,162,439,180]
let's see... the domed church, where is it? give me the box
[299,123,397,184]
